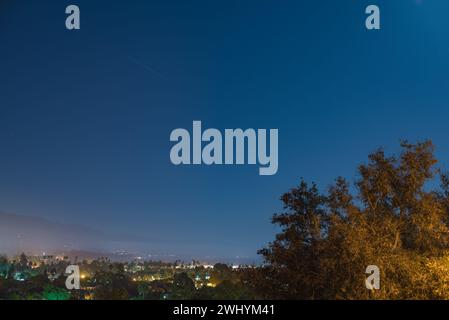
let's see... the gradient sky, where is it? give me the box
[1,0,449,260]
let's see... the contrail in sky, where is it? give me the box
[128,56,165,80]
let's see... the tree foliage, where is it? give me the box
[251,141,449,299]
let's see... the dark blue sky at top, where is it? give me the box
[0,0,448,260]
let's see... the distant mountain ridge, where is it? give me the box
[0,212,142,255]
[0,212,259,264]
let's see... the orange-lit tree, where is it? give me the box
[252,141,449,299]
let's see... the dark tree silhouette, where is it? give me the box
[250,141,449,299]
[170,272,196,299]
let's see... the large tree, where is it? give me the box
[251,141,449,299]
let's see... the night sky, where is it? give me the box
[1,0,449,260]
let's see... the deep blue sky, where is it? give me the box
[1,0,449,260]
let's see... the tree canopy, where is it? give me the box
[251,140,449,299]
